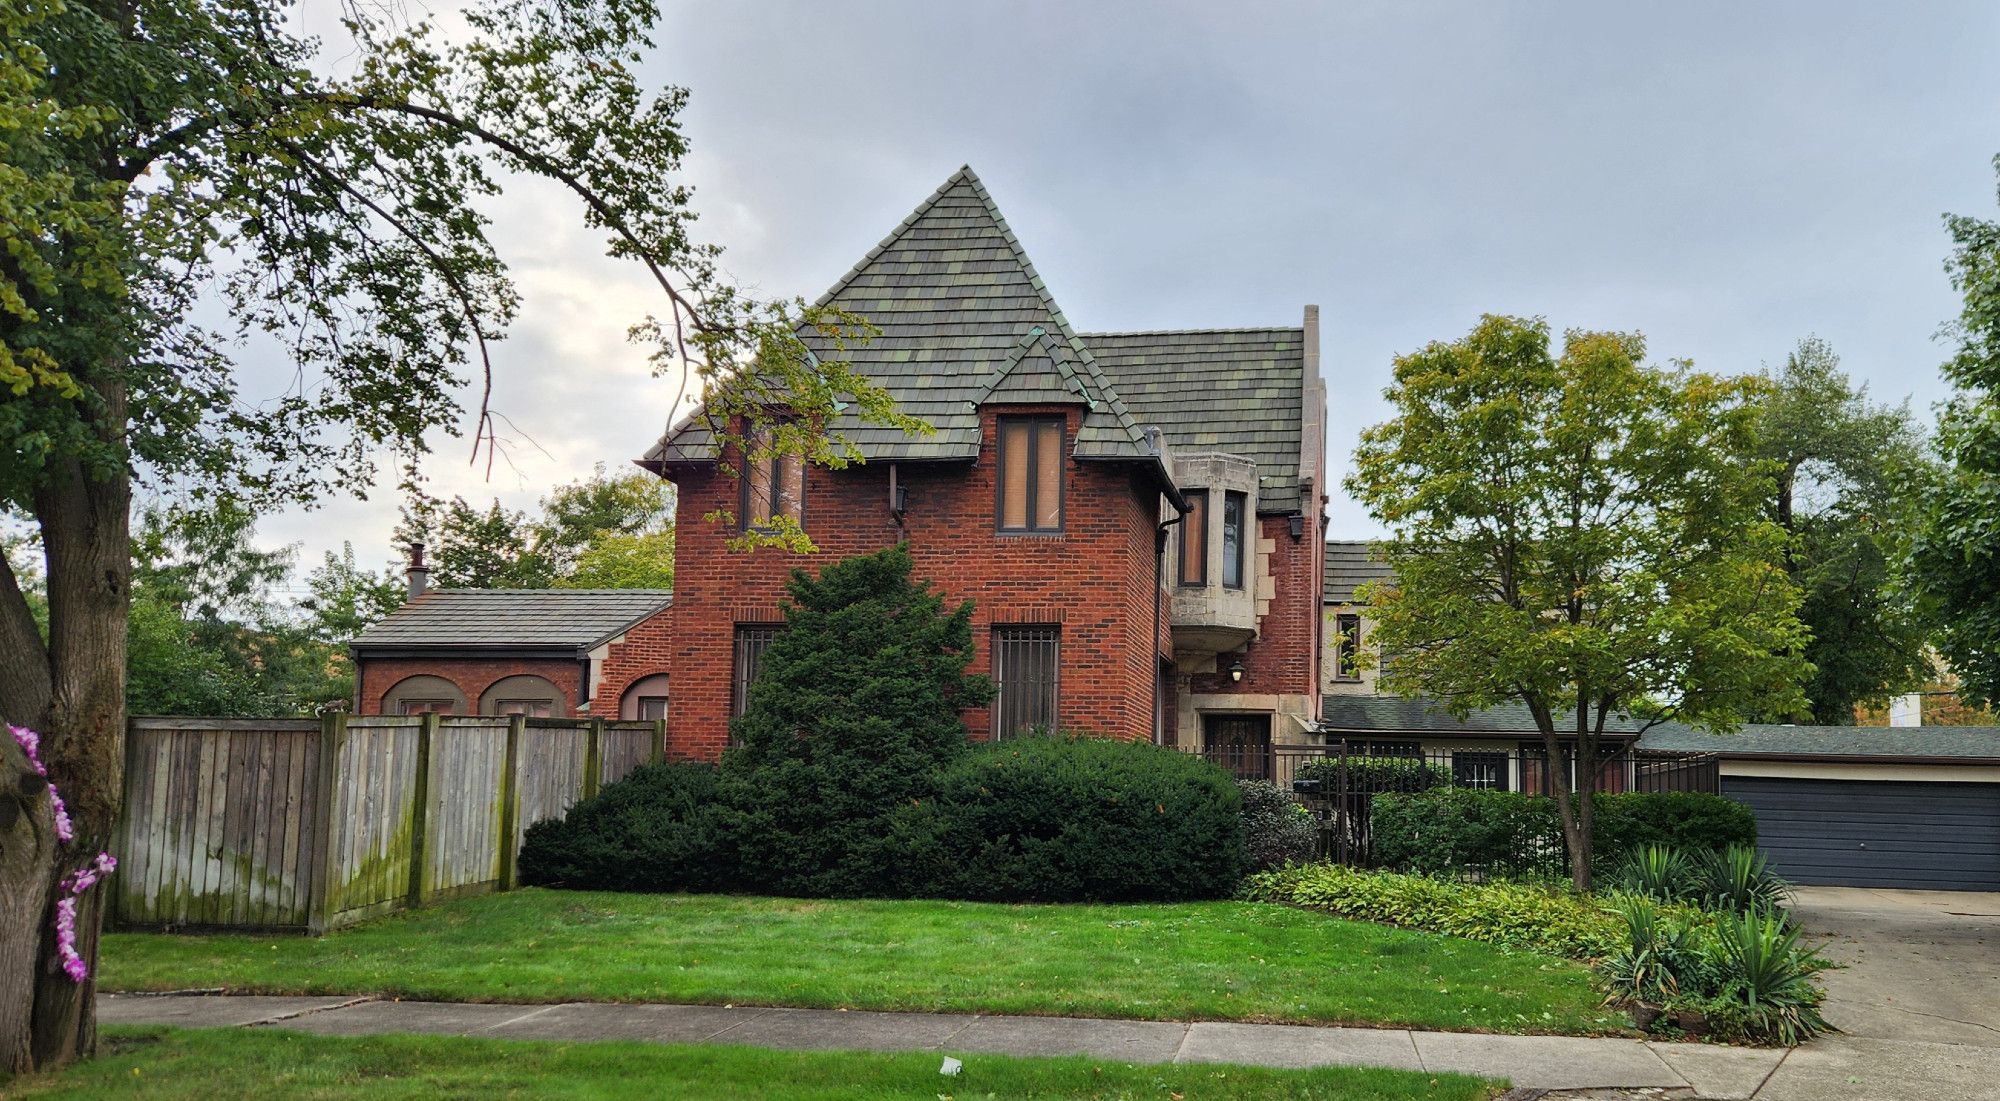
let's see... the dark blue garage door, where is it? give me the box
[1722,777,2000,892]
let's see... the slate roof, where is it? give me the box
[1323,540,1392,603]
[1635,723,2000,763]
[1318,695,2000,762]
[643,167,1153,467]
[1084,328,1308,513]
[1318,696,1658,738]
[350,589,673,652]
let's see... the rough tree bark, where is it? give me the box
[0,373,130,1071]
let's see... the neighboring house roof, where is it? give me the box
[1323,540,1391,603]
[642,166,1153,467]
[350,589,673,652]
[1635,723,2000,764]
[1318,695,2000,764]
[1085,328,1307,513]
[1318,696,1657,738]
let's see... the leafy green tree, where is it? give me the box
[393,463,675,589]
[1349,316,1810,890]
[718,545,991,897]
[299,544,406,645]
[0,0,910,1069]
[395,495,550,589]
[1911,155,2000,707]
[1753,338,1932,723]
[556,530,675,589]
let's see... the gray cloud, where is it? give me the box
[251,0,2000,574]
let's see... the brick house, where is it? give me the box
[350,584,674,720]
[639,166,1329,762]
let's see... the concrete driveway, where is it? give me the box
[1791,885,2000,1048]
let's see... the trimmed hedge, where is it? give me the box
[1245,863,1623,959]
[518,762,730,891]
[889,735,1246,902]
[1370,789,1756,876]
[1295,755,1450,792]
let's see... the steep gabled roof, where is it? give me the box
[350,589,673,652]
[1086,328,1309,512]
[1323,539,1393,603]
[644,167,1152,466]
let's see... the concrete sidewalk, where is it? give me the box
[97,994,2000,1100]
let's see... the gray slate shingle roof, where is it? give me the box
[1323,539,1392,603]
[644,167,1151,466]
[1635,723,2000,762]
[350,589,673,651]
[1319,696,1658,737]
[1084,329,1308,514]
[1319,695,2000,762]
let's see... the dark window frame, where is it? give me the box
[398,699,454,716]
[995,415,1066,535]
[1333,612,1363,681]
[1221,491,1247,589]
[1178,489,1209,586]
[635,695,669,722]
[738,423,806,533]
[1452,752,1510,791]
[494,698,555,718]
[731,623,783,719]
[991,625,1060,738]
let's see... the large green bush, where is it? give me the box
[1370,789,1756,876]
[716,544,992,897]
[891,735,1246,902]
[1245,863,1622,959]
[518,762,729,891]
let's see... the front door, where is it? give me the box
[1203,714,1273,780]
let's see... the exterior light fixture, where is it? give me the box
[1288,514,1304,540]
[1228,659,1246,683]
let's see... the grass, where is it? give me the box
[5,1027,1499,1100]
[102,890,1626,1035]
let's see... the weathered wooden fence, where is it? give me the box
[114,714,666,934]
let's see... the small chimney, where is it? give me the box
[406,542,431,600]
[1888,693,1921,727]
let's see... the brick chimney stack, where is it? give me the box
[406,543,431,600]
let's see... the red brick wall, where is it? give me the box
[660,405,1173,762]
[1188,515,1323,701]
[590,610,676,717]
[356,656,584,716]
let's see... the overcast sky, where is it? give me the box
[254,1,2000,588]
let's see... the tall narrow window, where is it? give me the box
[731,624,782,718]
[1333,613,1362,681]
[1178,490,1208,585]
[992,626,1059,737]
[741,425,804,530]
[1221,491,1246,589]
[997,416,1064,532]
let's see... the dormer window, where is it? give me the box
[1178,490,1208,586]
[997,416,1064,533]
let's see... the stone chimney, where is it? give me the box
[406,543,431,600]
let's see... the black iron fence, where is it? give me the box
[1200,739,1719,866]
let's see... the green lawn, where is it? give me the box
[102,890,1624,1035]
[5,1027,1497,1100]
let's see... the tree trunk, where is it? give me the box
[1544,729,1590,892]
[0,380,131,1071]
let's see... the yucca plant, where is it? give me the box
[1710,907,1833,1045]
[1603,894,1716,1006]
[1620,844,1696,903]
[1699,845,1790,915]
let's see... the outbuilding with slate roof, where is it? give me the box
[350,579,675,722]
[640,166,1329,759]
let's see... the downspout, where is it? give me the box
[1146,426,1188,746]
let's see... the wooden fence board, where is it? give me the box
[117,713,625,932]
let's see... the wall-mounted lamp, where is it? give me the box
[1288,514,1305,541]
[1228,659,1246,684]
[892,484,909,518]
